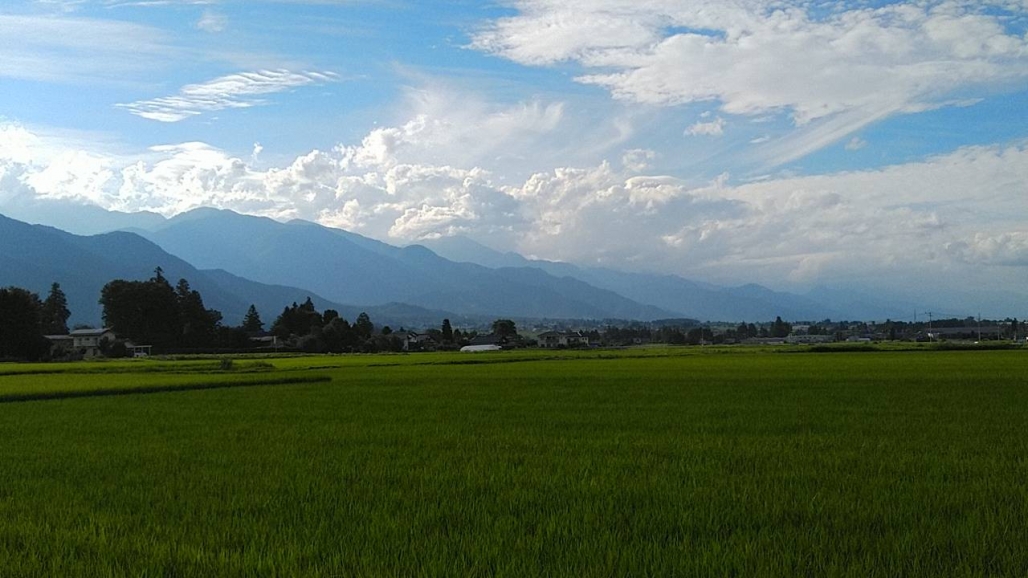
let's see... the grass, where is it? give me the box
[0,348,1026,575]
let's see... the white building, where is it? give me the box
[69,328,116,358]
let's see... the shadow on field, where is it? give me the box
[0,375,331,404]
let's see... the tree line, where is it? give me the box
[7,269,1020,362]
[0,268,397,360]
[268,301,519,353]
[594,316,792,346]
[267,297,401,353]
[0,271,801,361]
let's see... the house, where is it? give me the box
[400,331,436,352]
[250,334,279,348]
[69,328,116,358]
[537,331,562,348]
[537,331,591,349]
[44,334,74,357]
[785,334,835,344]
[127,343,152,357]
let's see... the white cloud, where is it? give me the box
[196,10,227,33]
[0,125,40,165]
[622,148,657,172]
[686,117,725,137]
[947,233,1028,266]
[117,69,340,122]
[472,1,1028,161]
[2,117,1026,299]
[357,85,568,172]
[440,139,1026,292]
[752,104,893,167]
[845,137,868,151]
[318,81,648,181]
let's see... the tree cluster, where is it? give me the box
[41,283,71,335]
[100,269,224,352]
[0,283,72,361]
[408,318,470,351]
[271,298,400,353]
[587,316,800,346]
[599,323,714,345]
[0,287,49,361]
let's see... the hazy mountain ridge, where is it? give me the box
[199,268,464,329]
[140,209,674,321]
[0,213,456,328]
[0,213,245,325]
[419,235,919,321]
[0,197,167,236]
[1,206,950,324]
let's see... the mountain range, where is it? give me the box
[0,213,453,328]
[417,236,922,322]
[132,209,671,321]
[1,207,937,327]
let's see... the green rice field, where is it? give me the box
[1,347,1026,576]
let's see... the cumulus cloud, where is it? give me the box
[359,85,568,172]
[947,233,1028,266]
[0,125,40,165]
[686,117,726,137]
[471,1,1028,159]
[118,69,340,122]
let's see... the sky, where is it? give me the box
[1,0,1027,311]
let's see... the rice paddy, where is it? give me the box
[0,347,1026,576]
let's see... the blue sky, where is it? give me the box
[1,0,1027,309]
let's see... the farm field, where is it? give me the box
[1,348,1027,576]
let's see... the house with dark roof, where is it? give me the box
[400,331,437,351]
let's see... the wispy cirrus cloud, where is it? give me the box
[0,14,174,83]
[471,1,1028,163]
[117,69,340,122]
